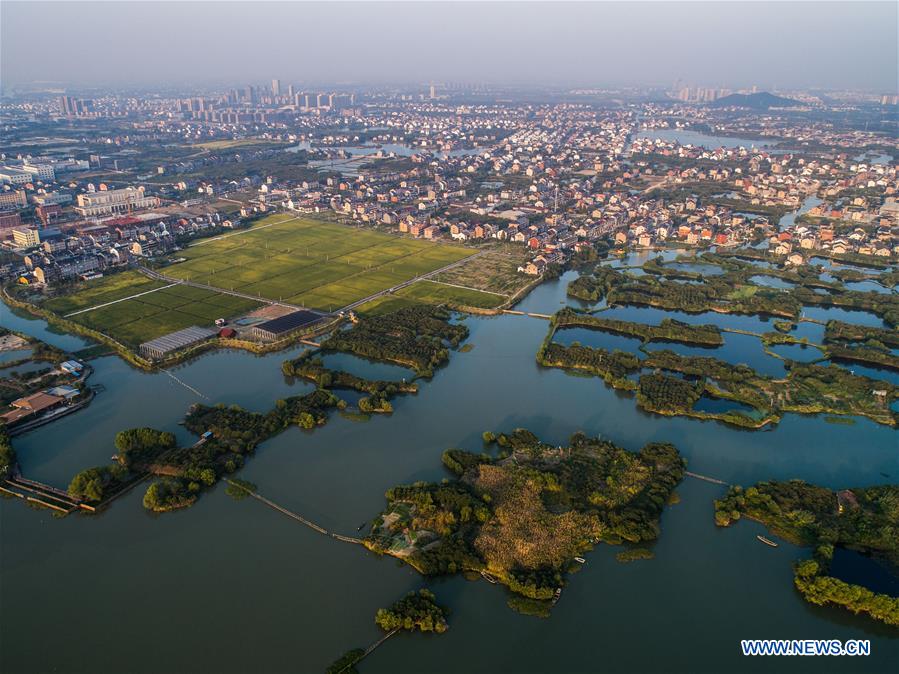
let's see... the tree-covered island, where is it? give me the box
[538,311,899,429]
[568,255,899,327]
[715,481,899,627]
[364,429,685,616]
[319,305,469,378]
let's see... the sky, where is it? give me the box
[1,1,897,92]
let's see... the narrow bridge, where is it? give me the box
[685,471,730,486]
[224,479,362,543]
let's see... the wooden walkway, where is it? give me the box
[684,471,730,486]
[224,479,363,544]
[331,629,400,674]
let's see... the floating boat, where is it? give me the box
[356,522,368,531]
[757,535,778,547]
[574,557,586,564]
[480,571,497,584]
[551,588,562,604]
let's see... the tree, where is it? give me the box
[68,466,115,503]
[114,427,176,467]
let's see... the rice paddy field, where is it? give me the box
[42,271,262,347]
[393,279,506,308]
[162,214,475,312]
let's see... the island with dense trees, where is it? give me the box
[365,429,685,615]
[325,589,449,674]
[568,255,898,326]
[714,480,899,627]
[320,305,468,377]
[822,320,899,372]
[375,589,449,634]
[567,265,622,302]
[553,307,724,346]
[66,389,341,512]
[538,318,899,428]
[281,352,418,414]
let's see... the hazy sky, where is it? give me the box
[2,1,897,92]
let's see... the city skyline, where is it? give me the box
[2,1,897,92]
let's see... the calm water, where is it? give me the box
[2,278,898,674]
[693,395,762,418]
[0,347,32,365]
[750,274,796,290]
[778,195,823,230]
[829,548,899,597]
[634,128,776,150]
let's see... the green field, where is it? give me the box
[43,271,261,347]
[163,214,474,311]
[393,280,506,308]
[192,139,289,151]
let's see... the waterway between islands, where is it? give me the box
[1,265,897,674]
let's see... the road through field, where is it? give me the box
[339,250,486,311]
[142,250,485,315]
[63,282,182,317]
[136,267,312,312]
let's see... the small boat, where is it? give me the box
[480,571,497,584]
[574,557,586,564]
[356,522,368,531]
[757,535,778,547]
[551,588,562,604]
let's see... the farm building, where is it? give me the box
[250,309,322,341]
[139,326,217,360]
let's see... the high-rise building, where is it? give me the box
[287,84,295,99]
[271,79,281,96]
[429,84,436,99]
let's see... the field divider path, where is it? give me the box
[425,278,507,297]
[137,267,312,312]
[340,249,487,312]
[64,282,182,317]
[186,214,305,247]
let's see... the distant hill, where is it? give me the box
[709,92,801,110]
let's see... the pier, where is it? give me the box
[1,473,88,513]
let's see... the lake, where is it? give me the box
[634,128,776,150]
[2,281,897,674]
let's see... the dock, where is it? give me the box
[1,473,88,513]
